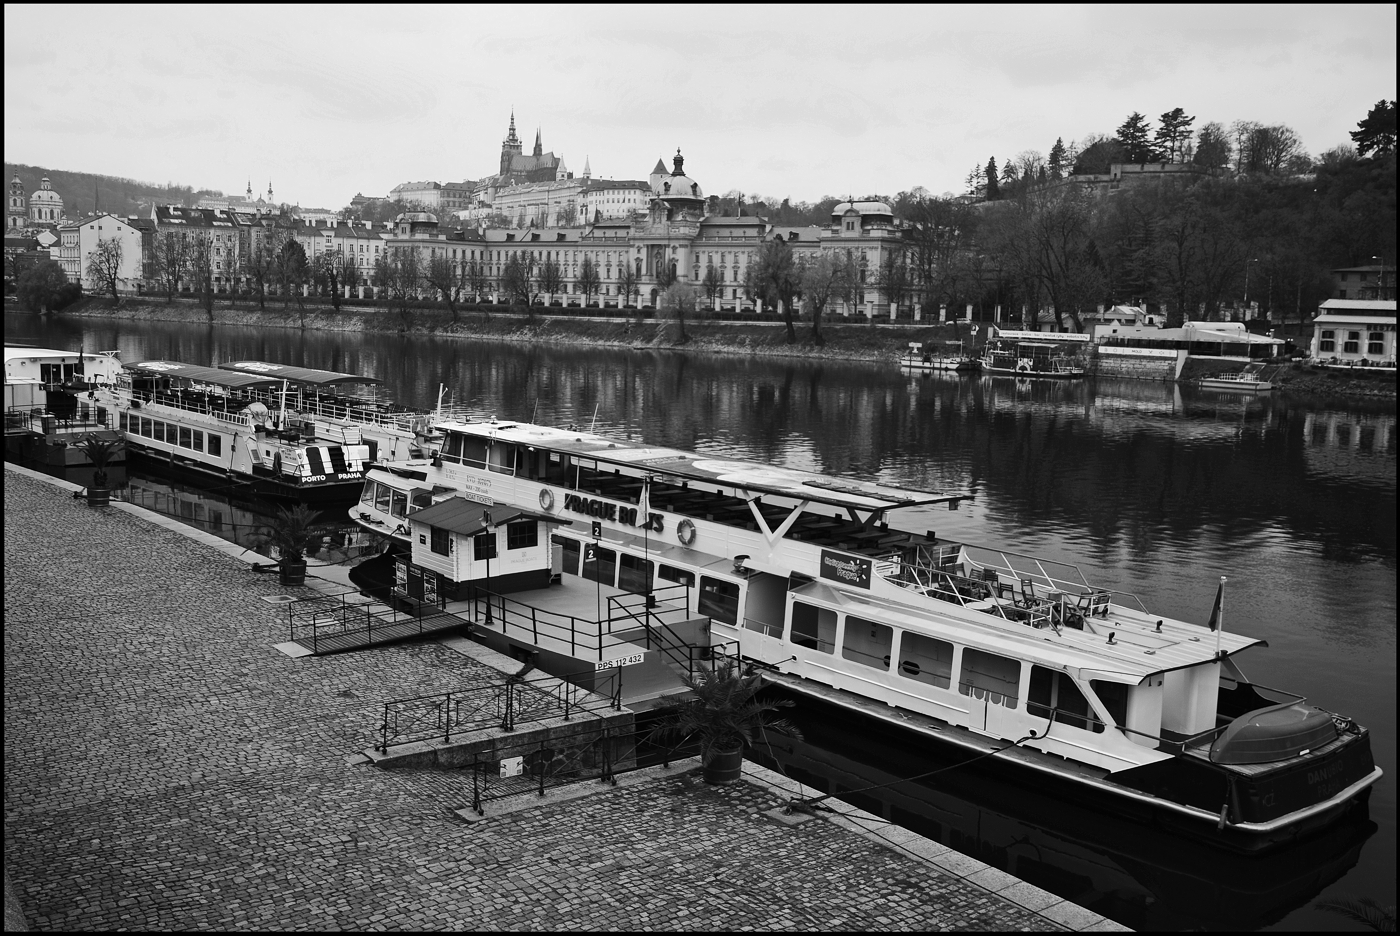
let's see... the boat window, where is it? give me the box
[374,483,392,511]
[544,451,570,485]
[617,553,653,594]
[390,490,408,519]
[842,615,893,671]
[460,436,488,469]
[789,602,836,653]
[582,543,616,585]
[1029,666,1100,732]
[411,489,433,510]
[208,434,221,457]
[178,426,193,448]
[430,526,450,556]
[192,430,204,452]
[1090,680,1129,728]
[441,432,464,462]
[553,536,581,575]
[473,531,498,561]
[152,420,165,442]
[140,417,153,438]
[506,520,538,550]
[697,576,740,625]
[959,649,1021,707]
[361,481,375,505]
[897,633,953,689]
[487,442,515,475]
[119,413,128,431]
[658,564,694,588]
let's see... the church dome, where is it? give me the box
[31,177,62,204]
[831,200,892,219]
[656,150,703,202]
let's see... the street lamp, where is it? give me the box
[1243,258,1259,320]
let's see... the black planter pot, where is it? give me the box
[85,487,111,507]
[702,744,745,785]
[279,559,308,587]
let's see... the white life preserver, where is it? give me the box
[539,488,555,511]
[677,518,696,546]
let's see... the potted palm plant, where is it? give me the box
[653,657,802,785]
[253,504,325,587]
[74,432,120,507]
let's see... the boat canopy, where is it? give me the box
[406,496,570,535]
[438,419,964,513]
[217,361,383,388]
[126,360,284,390]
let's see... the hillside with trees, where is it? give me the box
[4,162,222,219]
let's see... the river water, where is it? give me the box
[10,315,1396,931]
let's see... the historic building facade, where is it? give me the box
[27,176,64,228]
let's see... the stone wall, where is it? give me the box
[1092,348,1182,381]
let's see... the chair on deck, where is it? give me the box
[1018,578,1041,609]
[1076,588,1112,618]
[979,568,1014,601]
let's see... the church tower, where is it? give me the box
[8,174,26,231]
[533,128,543,158]
[500,110,522,176]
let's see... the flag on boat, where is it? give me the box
[1207,578,1225,631]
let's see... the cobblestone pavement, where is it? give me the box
[4,469,1071,931]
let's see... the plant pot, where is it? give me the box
[702,744,744,785]
[279,559,308,587]
[85,487,111,507]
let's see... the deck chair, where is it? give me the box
[979,568,1014,600]
[1018,578,1041,609]
[1075,589,1111,618]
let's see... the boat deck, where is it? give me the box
[284,597,469,656]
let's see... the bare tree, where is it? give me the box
[616,262,640,316]
[188,232,215,320]
[701,263,724,312]
[985,188,1106,332]
[315,251,346,312]
[500,252,536,309]
[750,238,802,342]
[424,253,463,322]
[874,250,911,322]
[85,237,124,302]
[274,238,309,311]
[659,282,697,344]
[535,257,564,304]
[241,232,276,311]
[799,251,858,345]
[151,231,189,302]
[577,256,601,306]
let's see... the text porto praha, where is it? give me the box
[562,492,664,532]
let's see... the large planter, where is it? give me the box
[279,559,308,587]
[702,744,745,785]
[85,487,111,507]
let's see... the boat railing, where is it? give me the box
[132,389,255,427]
[473,586,639,661]
[4,405,115,436]
[959,544,1148,614]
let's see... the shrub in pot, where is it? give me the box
[74,432,120,506]
[253,504,326,587]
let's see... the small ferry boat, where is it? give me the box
[353,416,1380,850]
[981,329,1087,378]
[900,341,978,373]
[96,360,374,503]
[4,346,126,468]
[1199,364,1273,392]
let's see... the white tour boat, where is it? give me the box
[1199,363,1274,392]
[900,341,979,373]
[4,346,126,468]
[352,416,1380,850]
[981,329,1089,378]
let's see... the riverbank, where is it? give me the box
[50,297,1397,399]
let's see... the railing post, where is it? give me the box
[532,607,538,643]
[444,692,452,744]
[538,738,546,798]
[379,703,388,753]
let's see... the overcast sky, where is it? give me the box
[5,4,1395,211]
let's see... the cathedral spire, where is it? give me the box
[533,127,542,158]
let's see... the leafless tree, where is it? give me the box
[799,251,858,345]
[659,282,697,344]
[85,237,123,302]
[150,230,189,302]
[188,232,215,319]
[577,256,601,306]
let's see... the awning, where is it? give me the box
[126,361,284,390]
[218,361,383,387]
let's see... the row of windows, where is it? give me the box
[1318,330,1387,354]
[426,520,537,558]
[119,413,222,456]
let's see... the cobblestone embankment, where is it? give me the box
[3,465,1124,932]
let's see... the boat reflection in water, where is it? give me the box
[751,692,1375,932]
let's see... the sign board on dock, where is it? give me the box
[595,652,645,671]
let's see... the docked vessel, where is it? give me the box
[900,341,978,372]
[1199,364,1274,392]
[4,346,126,468]
[352,416,1379,850]
[96,360,374,503]
[981,329,1088,378]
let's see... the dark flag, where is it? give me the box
[1207,579,1224,632]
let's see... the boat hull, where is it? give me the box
[1199,379,1272,392]
[126,444,364,504]
[982,364,1085,378]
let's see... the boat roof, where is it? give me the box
[406,496,568,535]
[5,346,107,364]
[125,360,285,390]
[217,361,383,387]
[437,419,964,513]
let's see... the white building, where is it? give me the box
[1311,299,1397,365]
[77,214,145,293]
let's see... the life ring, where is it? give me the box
[538,488,555,511]
[677,518,696,546]
[1015,359,1032,373]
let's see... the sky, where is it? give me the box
[5,4,1396,212]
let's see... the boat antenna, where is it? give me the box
[590,403,600,432]
[531,400,538,424]
[436,383,446,422]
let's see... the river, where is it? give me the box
[9,314,1396,931]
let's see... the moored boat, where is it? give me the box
[981,328,1088,378]
[1199,364,1273,392]
[900,341,978,372]
[4,346,127,468]
[353,415,1380,850]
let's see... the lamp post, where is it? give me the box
[481,511,493,625]
[1243,258,1259,320]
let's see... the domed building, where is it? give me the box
[28,176,64,228]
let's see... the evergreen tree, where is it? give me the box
[1350,99,1397,158]
[1048,137,1067,180]
[1193,122,1233,171]
[1116,112,1158,163]
[1154,107,1196,162]
[985,157,1000,200]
